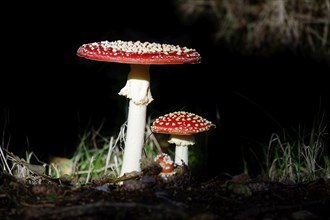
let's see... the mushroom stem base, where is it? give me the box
[175,146,189,166]
[120,100,147,176]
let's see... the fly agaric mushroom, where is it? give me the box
[154,153,175,174]
[154,153,175,180]
[151,111,215,166]
[77,40,201,176]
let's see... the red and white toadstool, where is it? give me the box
[77,40,201,176]
[151,111,215,166]
[154,153,175,180]
[154,153,175,174]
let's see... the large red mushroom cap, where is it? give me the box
[77,40,201,64]
[151,111,215,136]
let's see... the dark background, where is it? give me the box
[1,1,329,180]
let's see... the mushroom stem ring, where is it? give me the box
[119,64,153,105]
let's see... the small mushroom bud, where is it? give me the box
[154,153,174,173]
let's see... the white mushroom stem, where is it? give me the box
[119,64,153,176]
[168,134,195,166]
[120,100,146,175]
[175,146,189,166]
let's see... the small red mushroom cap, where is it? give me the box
[151,111,215,135]
[154,153,175,173]
[77,40,201,65]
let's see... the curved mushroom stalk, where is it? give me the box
[120,100,147,175]
[119,64,153,176]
